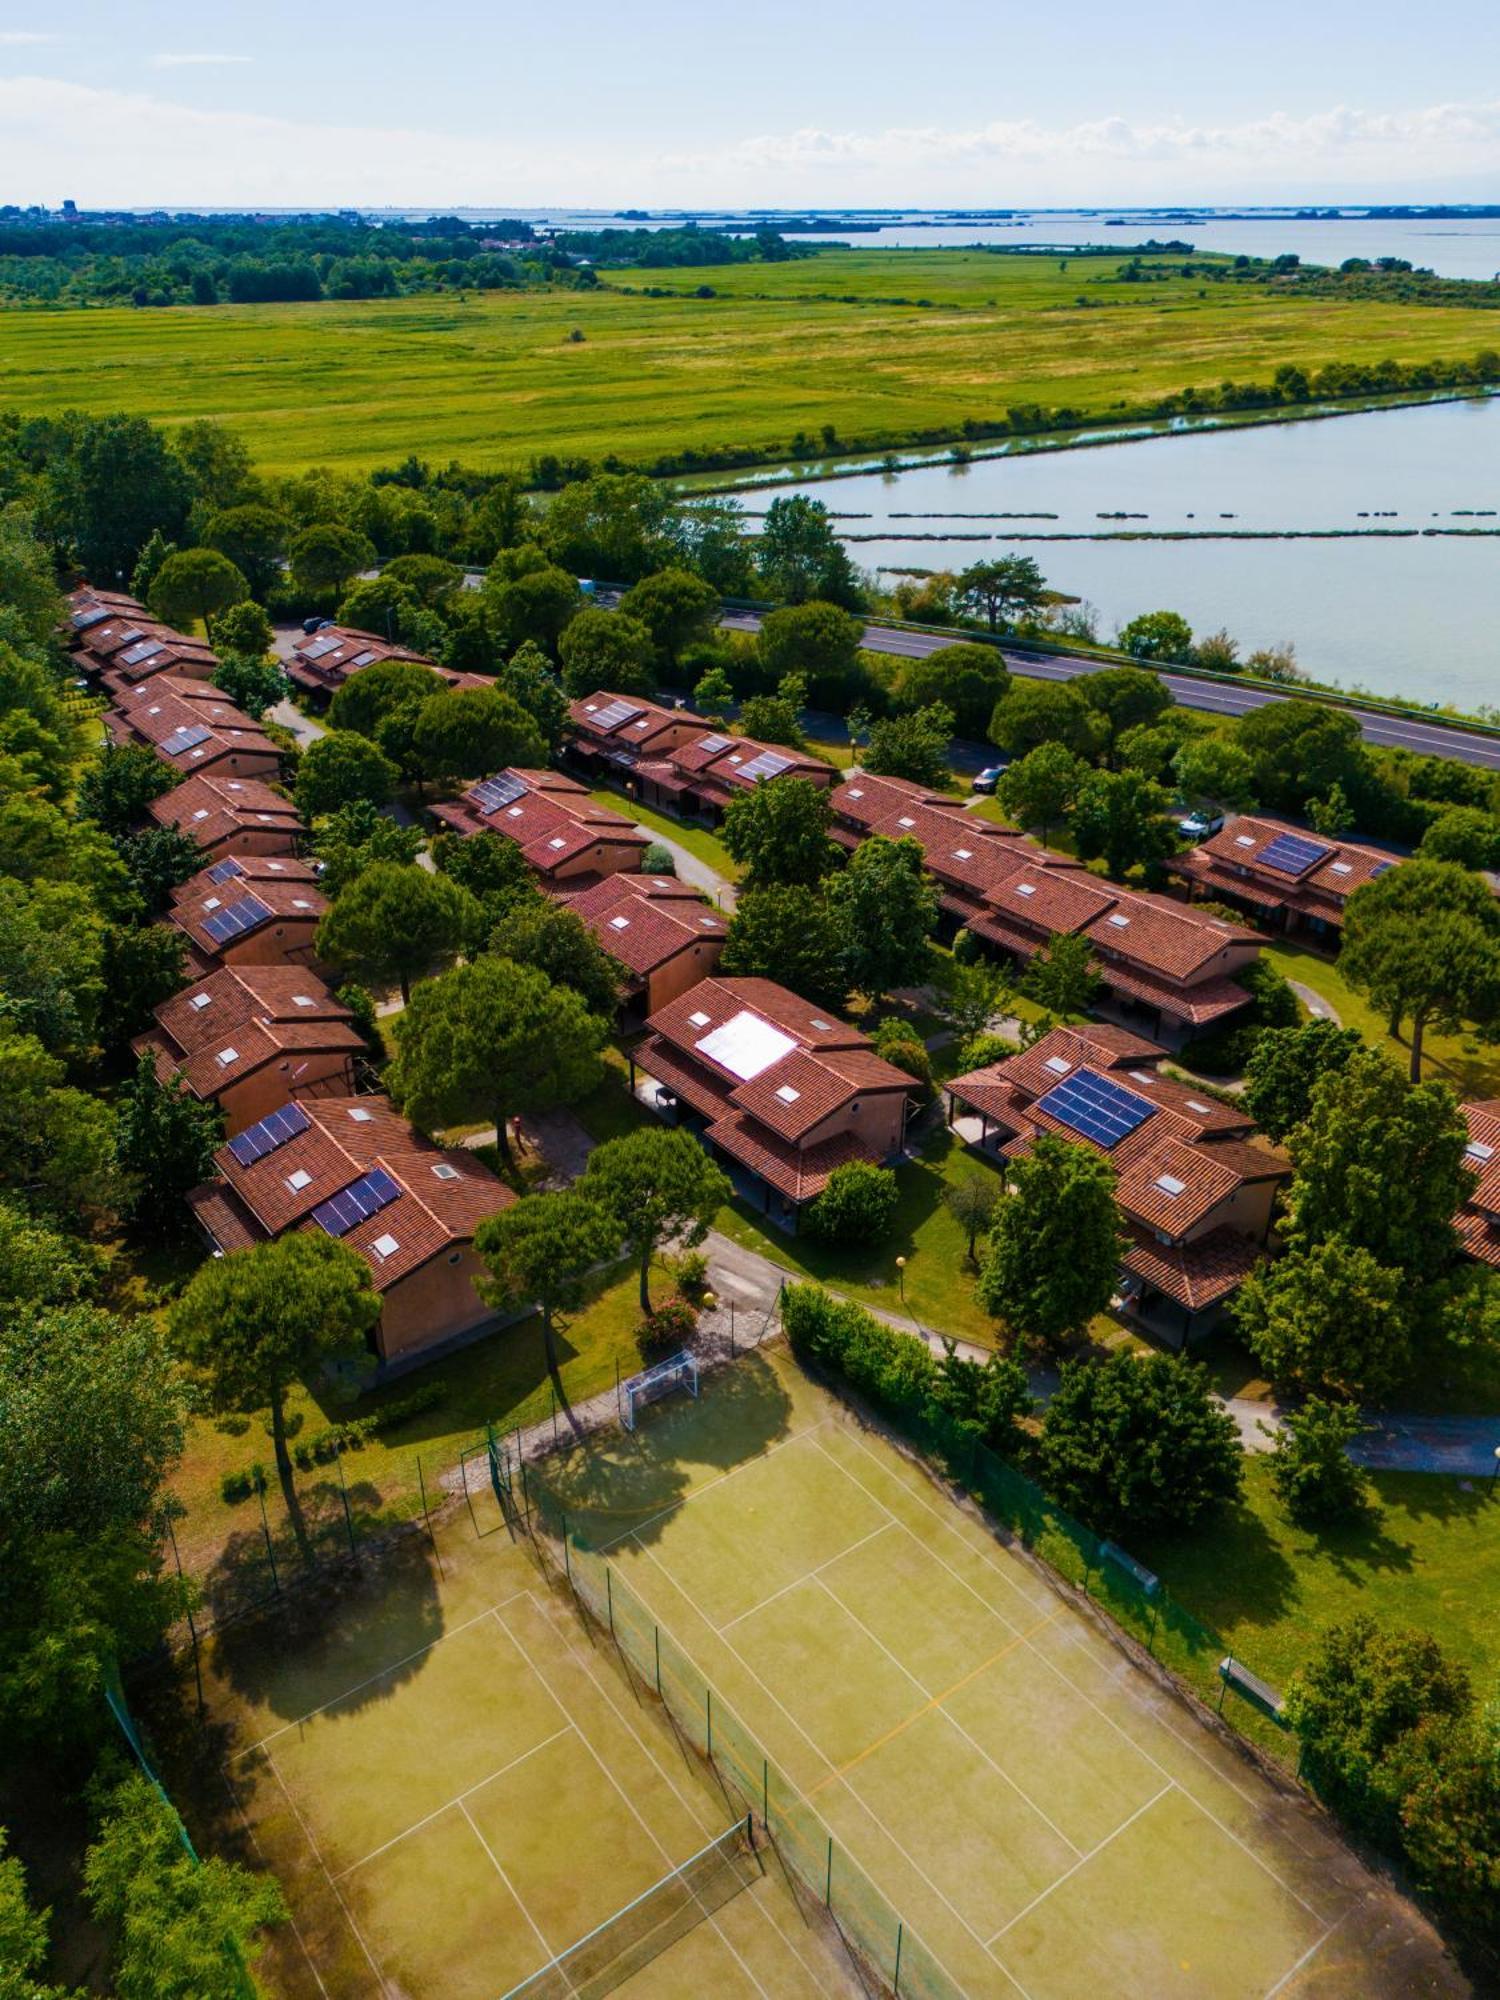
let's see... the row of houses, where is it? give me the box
[68,584,517,1372]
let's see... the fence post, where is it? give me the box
[825,1835,833,1907]
[164,1511,205,1720]
[894,1920,904,1996]
[606,1567,615,1639]
[551,1381,559,1447]
[655,1623,662,1696]
[257,1478,281,1597]
[562,1510,572,1588]
[762,1756,768,1827]
[706,1685,713,1759]
[615,1357,622,1422]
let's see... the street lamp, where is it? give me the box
[1492,1444,1500,1489]
[895,1255,907,1303]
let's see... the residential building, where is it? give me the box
[166,856,328,974]
[147,773,303,861]
[187,1094,514,1367]
[1170,816,1399,939]
[565,690,835,822]
[67,587,217,686]
[104,676,281,782]
[1456,1101,1500,1269]
[563,873,728,1019]
[135,966,364,1135]
[946,1023,1289,1343]
[286,625,492,702]
[830,770,1038,927]
[428,767,650,890]
[629,976,919,1228]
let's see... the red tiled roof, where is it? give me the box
[1120,1225,1266,1312]
[1082,893,1261,982]
[566,878,726,978]
[437,768,649,868]
[169,876,328,958]
[170,852,320,907]
[569,691,702,750]
[187,1182,262,1255]
[987,864,1116,936]
[106,678,278,776]
[1457,1101,1500,1264]
[632,1034,735,1120]
[988,1024,1165,1101]
[147,774,303,852]
[1191,816,1400,908]
[1089,957,1254,1028]
[704,1113,869,1202]
[1115,1135,1245,1235]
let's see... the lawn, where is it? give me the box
[1266,938,1500,1098]
[1136,1456,1500,1696]
[584,786,743,884]
[5,250,1495,473]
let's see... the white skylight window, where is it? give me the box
[1130,1070,1156,1084]
[548,837,567,850]
[694,1010,797,1081]
[1330,861,1352,875]
[192,808,209,820]
[1043,1055,1071,1075]
[809,1017,833,1032]
[507,806,524,817]
[897,815,916,828]
[347,1106,374,1122]
[267,861,284,871]
[292,899,312,910]
[952,848,973,861]
[775,1084,801,1103]
[203,896,221,911]
[292,995,315,1008]
[189,992,212,1011]
[371,1233,400,1260]
[227,782,243,791]
[1155,1173,1187,1196]
[216,1046,239,1067]
[1467,1140,1495,1162]
[688,1010,712,1027]
[431,1163,461,1181]
[285,1168,313,1192]
[847,787,864,799]
[1015,882,1036,897]
[1107,913,1131,928]
[609,915,631,929]
[699,916,718,927]
[1235,834,1256,848]
[1187,1099,1211,1115]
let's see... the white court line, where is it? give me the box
[827,1425,1327,1924]
[458,1796,555,1964]
[810,1572,1085,1862]
[334,1724,573,1881]
[592,1417,833,1555]
[262,1746,386,1991]
[632,1536,993,1992]
[985,1782,1174,1945]
[239,1589,534,1757]
[518,1585,842,1997]
[718,1520,895,1632]
[1262,1907,1346,2000]
[218,1764,331,2000]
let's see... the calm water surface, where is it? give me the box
[768,398,1500,708]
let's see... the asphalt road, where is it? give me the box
[719,611,1500,771]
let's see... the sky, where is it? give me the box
[2,1,1498,210]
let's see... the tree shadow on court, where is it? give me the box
[537,1347,797,1552]
[206,1521,444,1726]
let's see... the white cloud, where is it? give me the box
[150,53,254,69]
[0,71,1497,207]
[0,31,58,45]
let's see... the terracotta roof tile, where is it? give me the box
[1120,1225,1266,1311]
[147,774,303,854]
[704,1113,869,1202]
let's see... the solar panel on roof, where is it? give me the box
[72,605,110,630]
[301,635,342,661]
[471,772,527,815]
[226,1101,312,1167]
[205,857,243,885]
[161,723,214,758]
[738,750,794,784]
[120,639,165,667]
[1370,860,1395,878]
[1256,832,1332,878]
[697,733,733,753]
[348,650,377,668]
[1035,1067,1155,1150]
[200,892,273,945]
[311,1167,401,1238]
[590,698,645,731]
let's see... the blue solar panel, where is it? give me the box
[1255,832,1331,878]
[1035,1067,1155,1150]
[1370,860,1395,878]
[738,750,794,784]
[161,723,213,758]
[311,1168,401,1238]
[200,893,273,945]
[471,772,527,815]
[205,857,243,885]
[227,1101,312,1167]
[71,605,110,630]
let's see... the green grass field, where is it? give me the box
[5,249,1495,472]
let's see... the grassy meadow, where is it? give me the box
[3,248,1496,473]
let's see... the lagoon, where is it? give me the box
[766,397,1500,710]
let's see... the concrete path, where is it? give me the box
[1289,980,1340,1024]
[623,822,737,911]
[1349,1412,1500,1478]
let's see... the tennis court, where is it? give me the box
[537,1343,1462,2000]
[202,1514,862,1999]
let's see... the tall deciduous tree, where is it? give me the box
[294,730,398,820]
[996,741,1087,840]
[722,775,835,887]
[1071,769,1179,880]
[756,495,862,607]
[719,884,851,1010]
[944,1172,1002,1263]
[581,1128,730,1313]
[1021,931,1101,1019]
[76,743,175,837]
[289,522,375,597]
[828,834,938,1005]
[976,1133,1121,1344]
[147,549,249,630]
[618,568,720,670]
[556,608,656,697]
[862,704,954,788]
[0,1032,124,1218]
[988,679,1099,761]
[1118,609,1194,663]
[1073,666,1172,765]
[1241,1018,1363,1141]
[389,956,605,1165]
[411,686,547,786]
[210,651,287,720]
[202,503,289,599]
[1341,859,1500,1080]
[486,563,581,653]
[473,1191,618,1373]
[897,643,1009,737]
[328,659,440,740]
[170,1236,380,1561]
[316,862,478,1004]
[489,898,620,1019]
[1232,1235,1413,1401]
[309,799,422,896]
[114,1054,223,1239]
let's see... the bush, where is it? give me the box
[956,1030,1012,1073]
[782,1283,937,1412]
[636,1296,698,1355]
[803,1161,900,1245]
[1181,955,1299,1075]
[1265,1397,1371,1523]
[219,1463,265,1506]
[671,1248,709,1297]
[640,841,676,874]
[870,1018,932,1097]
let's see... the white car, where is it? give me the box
[1178,809,1225,840]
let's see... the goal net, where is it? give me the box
[619,1349,699,1432]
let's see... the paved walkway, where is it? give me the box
[1288,979,1340,1024]
[624,821,737,910]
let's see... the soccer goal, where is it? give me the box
[619,1350,699,1432]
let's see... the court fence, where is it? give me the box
[523,1482,962,2000]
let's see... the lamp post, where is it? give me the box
[895,1256,907,1304]
[1492,1444,1500,1489]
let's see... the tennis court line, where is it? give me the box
[457,1795,556,1966]
[240,1588,534,1756]
[217,1765,332,2000]
[592,1416,834,1554]
[332,1722,574,1881]
[631,1535,1001,1988]
[984,1782,1175,1946]
[717,1520,896,1632]
[261,1744,387,1992]
[809,1572,1085,1862]
[518,1586,845,1998]
[829,1421,1329,1926]
[1262,1906,1346,1999]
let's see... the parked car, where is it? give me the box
[1178,809,1225,840]
[972,766,1004,794]
[301,615,335,636]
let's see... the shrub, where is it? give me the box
[1265,1397,1372,1524]
[671,1248,709,1297]
[870,1019,932,1097]
[219,1463,266,1506]
[636,1296,698,1355]
[803,1161,899,1245]
[640,841,676,874]
[782,1283,937,1413]
[956,1030,1012,1073]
